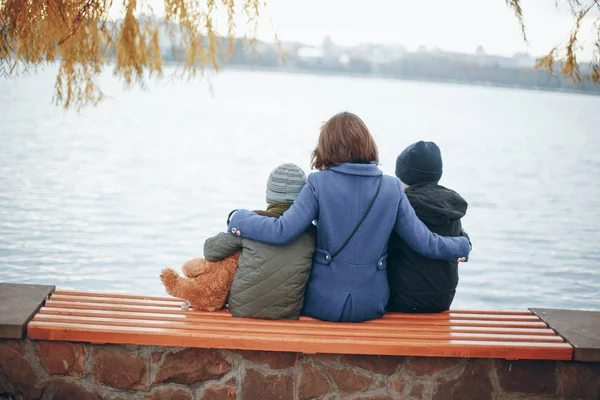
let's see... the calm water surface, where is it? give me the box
[1,67,599,311]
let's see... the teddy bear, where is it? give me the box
[160,251,240,311]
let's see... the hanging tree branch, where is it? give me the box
[507,0,600,84]
[0,0,265,109]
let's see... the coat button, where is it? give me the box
[236,230,241,236]
[231,228,237,234]
[325,255,330,261]
[378,261,383,267]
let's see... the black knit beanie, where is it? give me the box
[395,141,443,185]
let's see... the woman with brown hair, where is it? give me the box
[227,112,470,322]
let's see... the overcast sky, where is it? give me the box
[131,0,598,57]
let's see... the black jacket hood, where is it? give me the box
[404,183,468,226]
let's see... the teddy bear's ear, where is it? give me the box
[182,258,208,278]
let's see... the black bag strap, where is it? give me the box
[330,175,383,259]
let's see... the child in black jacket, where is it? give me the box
[387,141,470,313]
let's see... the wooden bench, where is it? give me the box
[27,289,573,361]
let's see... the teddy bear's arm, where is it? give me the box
[190,251,241,276]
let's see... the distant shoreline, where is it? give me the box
[164,60,599,97]
[216,64,600,97]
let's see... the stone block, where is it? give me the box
[37,341,86,377]
[325,365,374,397]
[145,387,193,400]
[391,376,405,393]
[353,395,394,400]
[0,371,9,394]
[154,348,231,386]
[47,380,102,400]
[340,354,403,375]
[410,383,426,399]
[561,361,600,398]
[432,359,493,400]
[235,350,298,370]
[405,357,462,377]
[496,360,557,394]
[496,396,559,400]
[241,368,293,400]
[0,283,54,339]
[310,353,337,363]
[0,340,44,399]
[93,347,148,390]
[298,363,331,400]
[200,383,236,400]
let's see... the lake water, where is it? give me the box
[1,67,599,311]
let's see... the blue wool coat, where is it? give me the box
[228,163,470,322]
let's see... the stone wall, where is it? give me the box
[1,339,599,400]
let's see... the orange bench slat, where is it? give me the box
[31,314,564,343]
[27,321,573,360]
[50,294,185,307]
[48,295,540,321]
[436,309,534,316]
[52,290,534,315]
[38,307,558,336]
[53,289,181,302]
[42,301,547,328]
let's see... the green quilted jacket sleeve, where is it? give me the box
[204,232,243,261]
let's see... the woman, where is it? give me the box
[228,112,470,322]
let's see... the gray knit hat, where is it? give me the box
[266,163,307,204]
